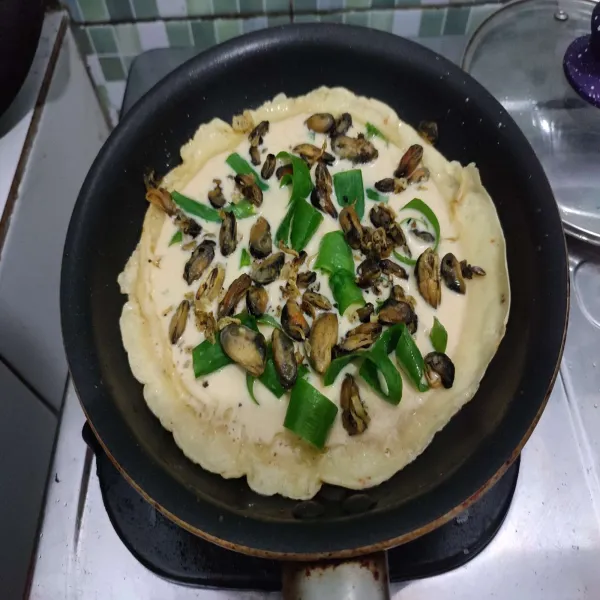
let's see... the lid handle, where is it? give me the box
[563,3,600,108]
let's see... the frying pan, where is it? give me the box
[61,24,568,595]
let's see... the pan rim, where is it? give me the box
[61,23,570,557]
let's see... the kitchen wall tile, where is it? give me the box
[264,0,290,12]
[64,0,83,22]
[105,0,135,21]
[156,0,189,17]
[343,11,370,25]
[132,0,160,19]
[137,21,170,49]
[345,0,372,8]
[215,18,243,41]
[240,0,265,13]
[186,0,214,16]
[392,8,421,36]
[213,0,239,13]
[191,20,218,48]
[242,15,270,32]
[293,0,318,11]
[89,25,119,54]
[371,0,396,7]
[166,21,194,45]
[419,7,445,36]
[466,3,499,34]
[78,0,109,21]
[72,27,94,55]
[114,23,143,55]
[317,0,345,9]
[99,56,126,81]
[268,14,292,25]
[443,6,470,35]
[369,9,394,31]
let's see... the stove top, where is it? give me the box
[30,37,600,600]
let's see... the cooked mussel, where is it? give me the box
[408,167,430,184]
[169,300,189,344]
[271,328,297,389]
[378,299,418,333]
[374,178,407,194]
[379,259,408,280]
[146,186,177,216]
[418,121,438,145]
[301,290,332,318]
[234,173,263,207]
[246,285,269,316]
[460,260,486,279]
[293,143,335,167]
[356,303,374,323]
[281,299,310,341]
[341,374,370,436]
[361,227,393,259]
[332,112,352,137]
[306,113,335,134]
[248,120,269,147]
[249,145,261,166]
[220,324,267,377]
[424,352,455,389]
[369,204,396,229]
[174,212,202,238]
[415,248,441,308]
[250,251,284,285]
[219,211,237,256]
[356,258,381,289]
[441,253,466,294]
[339,204,363,250]
[217,273,251,318]
[276,164,293,181]
[310,162,337,218]
[195,264,225,306]
[194,308,217,343]
[337,322,382,353]
[208,179,226,208]
[394,144,423,178]
[261,153,276,180]
[309,313,338,374]
[249,216,272,259]
[184,240,215,285]
[331,134,378,164]
[410,227,435,243]
[297,270,317,289]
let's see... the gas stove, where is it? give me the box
[29,37,600,600]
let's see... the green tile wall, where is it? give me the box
[69,2,500,126]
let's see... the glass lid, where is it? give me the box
[463,0,600,245]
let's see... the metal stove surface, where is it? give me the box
[30,38,600,600]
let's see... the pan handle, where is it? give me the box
[281,551,390,599]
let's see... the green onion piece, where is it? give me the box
[290,198,324,252]
[172,191,254,222]
[430,317,448,353]
[192,339,232,378]
[298,364,309,379]
[169,230,183,246]
[240,248,251,268]
[314,231,355,274]
[328,270,365,316]
[280,174,293,187]
[365,122,387,143]
[246,373,260,405]
[284,378,338,449]
[226,200,256,219]
[275,200,296,245]
[256,314,281,329]
[277,152,313,201]
[366,188,386,202]
[226,153,269,191]
[172,191,222,222]
[323,353,361,386]
[393,198,441,266]
[192,312,257,379]
[333,169,365,219]
[395,324,428,392]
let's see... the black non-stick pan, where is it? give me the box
[61,23,568,595]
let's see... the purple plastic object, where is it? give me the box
[563,2,600,108]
